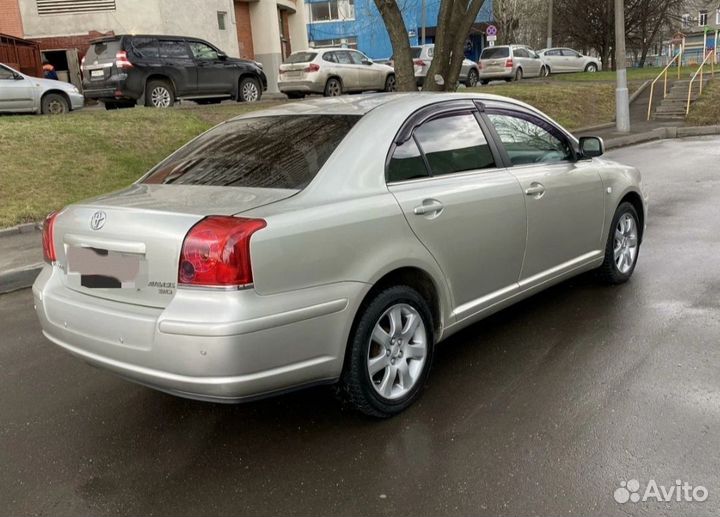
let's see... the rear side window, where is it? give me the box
[388,139,429,182]
[514,48,529,58]
[481,47,509,59]
[336,51,353,64]
[545,49,562,56]
[413,113,495,176]
[128,37,159,59]
[85,39,122,63]
[322,52,337,63]
[142,115,361,189]
[159,40,190,59]
[286,52,317,63]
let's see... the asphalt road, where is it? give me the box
[2,136,719,517]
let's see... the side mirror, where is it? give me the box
[362,59,373,65]
[217,51,227,60]
[579,136,604,158]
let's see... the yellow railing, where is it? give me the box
[686,49,716,115]
[646,52,682,121]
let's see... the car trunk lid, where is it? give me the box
[52,184,296,308]
[82,38,122,85]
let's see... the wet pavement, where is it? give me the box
[1,137,719,516]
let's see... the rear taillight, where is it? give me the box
[178,216,266,287]
[413,59,426,67]
[115,50,133,69]
[42,211,58,263]
[304,63,320,72]
[505,58,513,68]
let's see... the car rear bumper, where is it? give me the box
[33,266,368,402]
[478,70,513,80]
[278,79,324,94]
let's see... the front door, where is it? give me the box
[334,51,360,91]
[388,105,527,319]
[188,40,234,95]
[0,66,36,112]
[484,108,605,282]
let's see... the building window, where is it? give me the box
[716,8,720,25]
[309,37,358,49]
[36,0,115,15]
[217,11,227,30]
[698,10,708,26]
[682,13,690,28]
[308,0,355,23]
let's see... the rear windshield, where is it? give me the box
[142,115,361,189]
[481,47,510,59]
[85,39,122,62]
[285,52,317,63]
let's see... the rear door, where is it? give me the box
[188,40,235,94]
[334,51,360,90]
[388,103,527,318]
[0,65,36,111]
[158,38,196,96]
[542,49,564,72]
[561,48,583,72]
[484,107,605,282]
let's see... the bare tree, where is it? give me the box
[375,0,487,91]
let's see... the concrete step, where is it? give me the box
[653,114,686,120]
[655,106,688,114]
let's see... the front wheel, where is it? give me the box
[585,63,598,73]
[541,66,550,77]
[41,93,69,115]
[384,74,396,92]
[596,202,641,284]
[466,68,479,87]
[337,286,434,418]
[239,77,261,102]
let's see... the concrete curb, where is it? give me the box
[0,222,42,238]
[0,263,43,294]
[605,124,720,149]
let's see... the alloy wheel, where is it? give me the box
[367,303,427,400]
[327,79,341,96]
[614,213,638,274]
[151,87,171,107]
[47,99,66,114]
[242,81,259,102]
[386,76,396,92]
[468,70,479,87]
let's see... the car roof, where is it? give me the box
[89,34,207,44]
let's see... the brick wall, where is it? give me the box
[30,31,114,59]
[234,1,254,59]
[0,0,24,38]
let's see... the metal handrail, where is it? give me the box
[686,49,716,115]
[646,52,682,121]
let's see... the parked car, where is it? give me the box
[0,62,84,114]
[478,45,548,83]
[408,44,480,87]
[81,34,267,109]
[538,48,602,73]
[278,48,395,98]
[34,93,647,417]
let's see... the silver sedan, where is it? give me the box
[0,62,84,114]
[33,93,647,417]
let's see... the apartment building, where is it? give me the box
[305,0,494,60]
[678,1,720,61]
[1,0,307,91]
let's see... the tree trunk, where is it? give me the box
[373,0,416,91]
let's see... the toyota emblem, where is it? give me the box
[90,211,107,230]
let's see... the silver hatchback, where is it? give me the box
[478,45,548,83]
[278,48,396,98]
[34,93,647,417]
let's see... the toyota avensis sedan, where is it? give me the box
[33,93,647,417]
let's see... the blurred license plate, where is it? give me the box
[90,70,104,78]
[67,246,141,289]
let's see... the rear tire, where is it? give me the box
[514,68,523,81]
[239,77,261,102]
[324,77,342,97]
[337,285,434,418]
[384,74,396,92]
[596,202,641,284]
[145,80,174,108]
[41,93,69,115]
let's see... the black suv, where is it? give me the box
[82,35,267,109]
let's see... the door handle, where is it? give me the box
[413,199,444,216]
[525,183,546,197]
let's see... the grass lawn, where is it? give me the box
[0,102,280,228]
[549,66,700,82]
[686,80,720,126]
[467,80,615,130]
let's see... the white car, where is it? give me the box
[538,48,602,74]
[478,45,548,83]
[0,62,84,114]
[409,44,480,88]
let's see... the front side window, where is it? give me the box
[335,51,353,64]
[487,110,573,166]
[142,115,360,189]
[348,51,365,64]
[189,41,219,61]
[413,113,495,176]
